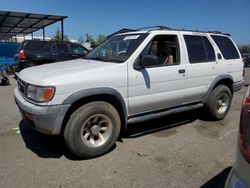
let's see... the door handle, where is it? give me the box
[178,69,185,74]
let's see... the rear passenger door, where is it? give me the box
[183,34,216,102]
[55,42,72,61]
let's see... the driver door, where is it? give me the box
[128,34,187,115]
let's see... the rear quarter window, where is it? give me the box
[211,35,239,60]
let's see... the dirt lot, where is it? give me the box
[0,69,249,188]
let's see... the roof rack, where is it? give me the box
[109,26,230,37]
[135,26,230,36]
[136,26,171,31]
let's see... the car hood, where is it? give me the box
[18,58,124,86]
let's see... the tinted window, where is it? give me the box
[202,36,215,62]
[70,44,88,56]
[40,42,53,51]
[56,43,69,53]
[211,35,239,59]
[184,35,206,63]
[24,41,47,50]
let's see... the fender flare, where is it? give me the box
[202,74,233,103]
[62,87,128,128]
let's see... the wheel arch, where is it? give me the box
[203,74,234,104]
[61,88,128,135]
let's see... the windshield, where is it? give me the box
[85,33,148,63]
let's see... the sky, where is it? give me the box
[1,0,250,45]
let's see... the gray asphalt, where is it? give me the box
[0,69,249,188]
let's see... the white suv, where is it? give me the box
[14,26,244,158]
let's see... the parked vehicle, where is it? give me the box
[15,40,89,72]
[14,26,244,158]
[225,87,250,188]
[242,53,250,67]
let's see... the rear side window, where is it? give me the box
[211,35,239,59]
[184,35,215,63]
[56,43,69,53]
[40,42,53,51]
[202,37,215,62]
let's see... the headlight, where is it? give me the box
[26,85,55,102]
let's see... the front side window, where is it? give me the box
[211,35,239,60]
[140,35,180,67]
[184,35,215,63]
[85,34,148,63]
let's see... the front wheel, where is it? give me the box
[206,85,232,120]
[63,101,121,158]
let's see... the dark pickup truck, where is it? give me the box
[15,40,89,72]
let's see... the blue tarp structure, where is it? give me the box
[0,42,19,67]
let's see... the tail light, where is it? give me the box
[19,50,26,60]
[239,87,250,163]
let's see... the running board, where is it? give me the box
[128,103,204,124]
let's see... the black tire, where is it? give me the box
[206,85,232,120]
[1,77,9,86]
[63,101,121,158]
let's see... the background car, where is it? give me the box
[242,53,250,67]
[225,86,250,188]
[15,40,89,72]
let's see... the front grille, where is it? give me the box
[17,78,27,95]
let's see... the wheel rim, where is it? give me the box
[80,114,112,148]
[216,93,229,114]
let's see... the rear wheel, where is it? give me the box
[63,101,121,158]
[206,85,232,120]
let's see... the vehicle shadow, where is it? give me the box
[200,166,232,188]
[19,108,215,160]
[19,120,76,160]
[125,108,209,138]
[19,120,117,160]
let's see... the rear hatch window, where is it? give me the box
[24,41,47,51]
[211,35,239,60]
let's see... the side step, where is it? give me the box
[128,103,204,124]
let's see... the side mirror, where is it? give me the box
[133,55,158,70]
[141,55,158,67]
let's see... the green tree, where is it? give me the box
[238,45,250,54]
[78,34,85,45]
[52,28,69,41]
[52,28,61,41]
[96,34,106,44]
[85,34,95,44]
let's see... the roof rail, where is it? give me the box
[136,26,171,31]
[207,31,230,36]
[109,26,230,37]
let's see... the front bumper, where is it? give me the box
[14,87,70,135]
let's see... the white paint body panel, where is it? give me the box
[17,30,243,117]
